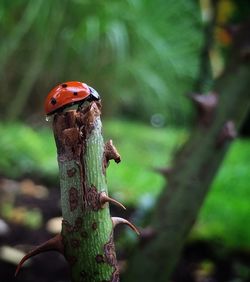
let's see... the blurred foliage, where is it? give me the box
[0,123,57,181]
[0,0,249,264]
[0,122,250,248]
[1,202,42,229]
[207,0,250,78]
[0,0,202,124]
[193,139,250,248]
[105,120,188,203]
[0,121,188,190]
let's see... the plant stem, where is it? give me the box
[53,102,119,281]
[16,101,136,281]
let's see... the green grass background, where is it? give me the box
[0,120,249,248]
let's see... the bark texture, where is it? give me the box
[127,25,250,282]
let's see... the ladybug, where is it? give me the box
[44,81,100,115]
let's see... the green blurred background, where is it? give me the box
[0,0,202,123]
[0,0,249,281]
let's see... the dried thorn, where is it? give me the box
[100,192,126,210]
[217,120,237,148]
[112,217,140,235]
[189,92,218,125]
[15,234,63,276]
[189,92,218,110]
[153,167,173,178]
[105,140,121,164]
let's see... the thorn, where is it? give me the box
[153,167,173,178]
[99,192,126,210]
[105,140,121,164]
[15,234,63,276]
[189,92,218,125]
[190,92,218,110]
[111,217,140,235]
[217,120,237,148]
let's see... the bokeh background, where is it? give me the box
[0,0,249,281]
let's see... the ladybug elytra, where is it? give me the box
[45,81,100,115]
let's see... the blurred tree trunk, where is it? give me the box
[126,22,250,282]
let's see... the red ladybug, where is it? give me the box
[45,81,100,115]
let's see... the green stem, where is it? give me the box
[16,98,139,281]
[53,102,119,282]
[15,99,140,280]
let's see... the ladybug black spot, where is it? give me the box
[73,92,78,96]
[51,98,57,105]
[61,83,67,88]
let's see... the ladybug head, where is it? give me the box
[88,86,100,101]
[45,81,100,115]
